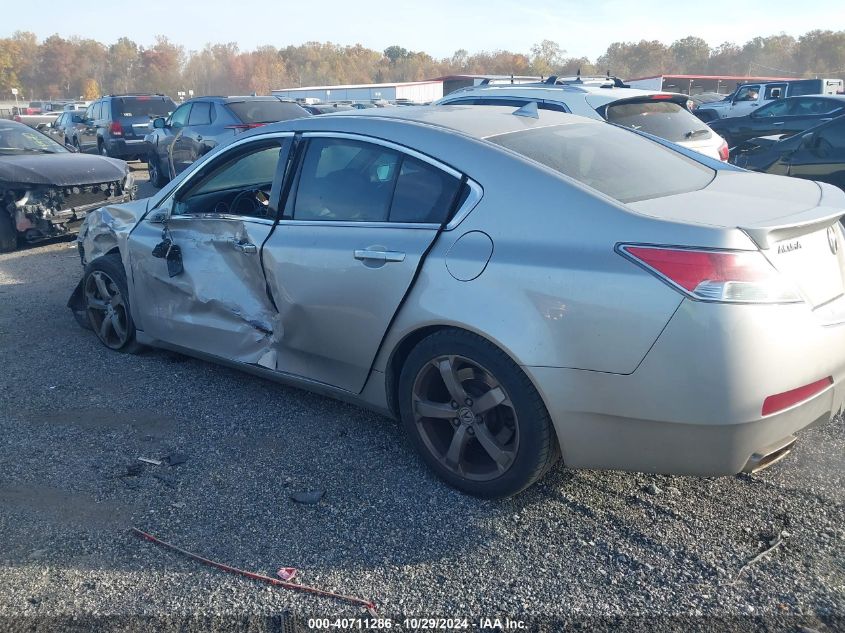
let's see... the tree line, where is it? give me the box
[0,30,843,101]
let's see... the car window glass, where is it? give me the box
[170,104,191,128]
[764,84,786,100]
[175,143,283,217]
[819,120,845,150]
[84,104,95,119]
[188,102,212,125]
[488,121,714,203]
[113,97,175,118]
[605,101,710,142]
[92,103,102,119]
[756,99,792,117]
[292,138,400,222]
[735,85,760,102]
[389,156,462,224]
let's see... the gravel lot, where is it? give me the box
[0,162,843,631]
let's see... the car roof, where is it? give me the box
[255,104,599,140]
[440,84,687,106]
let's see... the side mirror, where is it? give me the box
[153,117,166,129]
[800,132,817,149]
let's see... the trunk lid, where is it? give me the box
[627,171,845,308]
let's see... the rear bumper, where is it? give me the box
[526,299,845,476]
[105,138,148,158]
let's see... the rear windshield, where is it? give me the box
[112,97,176,119]
[487,122,715,203]
[605,100,711,143]
[226,100,308,123]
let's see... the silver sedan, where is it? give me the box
[69,105,845,497]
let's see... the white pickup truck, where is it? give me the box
[697,78,844,121]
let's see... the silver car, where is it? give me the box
[69,105,845,498]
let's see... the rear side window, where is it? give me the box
[113,97,176,118]
[487,122,715,203]
[446,97,569,113]
[764,84,787,100]
[789,80,822,97]
[605,100,711,143]
[289,138,461,223]
[227,100,308,124]
[390,156,462,223]
[188,102,213,125]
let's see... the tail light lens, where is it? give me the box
[718,138,730,161]
[109,121,123,136]
[762,377,833,416]
[226,123,267,132]
[620,245,802,304]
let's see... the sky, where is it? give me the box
[2,0,844,60]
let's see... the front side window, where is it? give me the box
[487,121,715,203]
[170,104,191,129]
[734,85,760,102]
[754,99,794,117]
[174,142,284,217]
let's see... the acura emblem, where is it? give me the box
[828,226,839,255]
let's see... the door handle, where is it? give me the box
[196,134,203,141]
[354,249,405,263]
[232,239,257,254]
[772,122,785,126]
[821,118,832,122]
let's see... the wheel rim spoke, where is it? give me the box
[436,357,468,403]
[110,293,124,309]
[475,424,514,472]
[444,425,469,470]
[93,273,111,300]
[99,315,113,341]
[110,313,126,341]
[86,295,108,311]
[472,386,508,415]
[414,397,456,419]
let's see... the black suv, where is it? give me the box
[144,96,309,186]
[71,94,177,160]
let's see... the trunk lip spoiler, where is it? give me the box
[740,206,844,249]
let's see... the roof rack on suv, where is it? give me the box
[104,93,167,98]
[543,71,630,89]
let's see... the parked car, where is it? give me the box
[69,105,845,497]
[13,111,60,129]
[144,96,309,187]
[72,94,176,160]
[436,82,729,161]
[0,119,134,252]
[43,111,84,146]
[732,115,845,190]
[709,95,845,149]
[302,103,356,115]
[698,78,845,121]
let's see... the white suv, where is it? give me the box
[437,81,729,161]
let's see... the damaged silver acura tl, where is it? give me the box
[0,119,134,252]
[70,105,845,497]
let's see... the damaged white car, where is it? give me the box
[0,119,134,252]
[69,106,845,498]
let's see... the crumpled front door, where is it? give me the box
[128,215,279,363]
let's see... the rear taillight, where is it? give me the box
[762,377,833,416]
[619,245,802,304]
[718,139,729,161]
[109,121,123,136]
[226,123,267,132]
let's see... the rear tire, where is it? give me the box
[83,253,143,354]
[0,210,17,253]
[398,329,559,498]
[98,140,109,157]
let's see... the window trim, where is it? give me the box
[441,96,572,114]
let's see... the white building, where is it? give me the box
[272,80,444,104]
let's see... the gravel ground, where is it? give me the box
[0,163,843,631]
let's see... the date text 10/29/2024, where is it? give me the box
[307,618,527,630]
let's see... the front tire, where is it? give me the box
[147,153,169,188]
[398,329,559,498]
[83,253,143,353]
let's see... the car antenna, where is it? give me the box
[512,102,539,119]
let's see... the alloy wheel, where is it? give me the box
[412,355,519,481]
[85,270,130,349]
